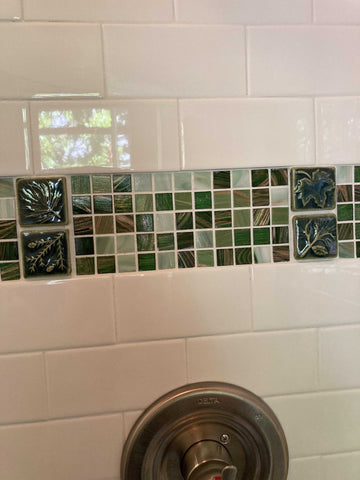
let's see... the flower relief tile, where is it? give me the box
[291,167,336,211]
[293,215,337,260]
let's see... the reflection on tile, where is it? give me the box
[293,215,337,259]
[292,167,336,210]
[254,245,272,263]
[72,196,92,215]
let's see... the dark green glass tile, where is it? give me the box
[195,211,212,229]
[355,204,360,220]
[293,215,337,259]
[253,208,270,226]
[272,207,289,225]
[177,231,194,250]
[115,214,134,233]
[271,169,288,186]
[356,241,360,258]
[337,185,353,202]
[71,175,90,194]
[114,195,133,213]
[233,190,250,208]
[214,191,231,209]
[137,234,155,251]
[291,167,336,210]
[178,251,195,268]
[76,257,95,275]
[338,204,353,222]
[0,178,14,197]
[235,247,252,265]
[338,223,353,241]
[234,228,251,246]
[117,254,136,273]
[355,166,360,183]
[356,223,360,239]
[233,209,250,228]
[72,196,92,215]
[176,212,193,230]
[135,194,153,212]
[213,171,230,189]
[113,174,131,192]
[252,188,269,207]
[174,172,191,190]
[215,210,232,228]
[0,220,16,239]
[75,237,94,256]
[273,246,290,263]
[138,253,156,271]
[253,228,270,245]
[217,248,234,266]
[155,193,173,211]
[93,195,113,214]
[95,216,114,234]
[175,192,192,210]
[97,255,115,274]
[92,175,112,193]
[157,233,175,251]
[215,229,232,248]
[157,252,175,270]
[136,214,154,232]
[197,250,214,267]
[0,262,20,281]
[339,242,354,259]
[196,231,213,248]
[272,226,289,244]
[252,169,269,187]
[355,185,360,202]
[195,191,212,209]
[0,241,18,261]
[74,216,93,236]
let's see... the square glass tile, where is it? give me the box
[177,231,194,249]
[92,175,112,193]
[71,175,90,194]
[0,241,18,261]
[234,229,251,246]
[233,190,250,208]
[115,215,134,233]
[271,168,288,186]
[339,242,354,259]
[213,171,230,189]
[337,204,353,222]
[113,174,131,193]
[233,209,250,228]
[133,173,152,192]
[272,207,289,225]
[157,233,175,251]
[175,192,192,210]
[252,169,269,187]
[214,191,231,209]
[235,247,252,265]
[136,214,154,232]
[74,216,93,236]
[271,188,289,207]
[157,251,175,270]
[253,228,270,245]
[137,233,155,251]
[252,188,269,207]
[156,213,174,232]
[194,171,211,190]
[97,255,116,274]
[195,211,212,229]
[196,231,213,248]
[76,257,95,275]
[75,237,94,256]
[197,250,214,267]
[215,229,233,247]
[117,254,136,273]
[0,199,15,218]
[154,173,172,191]
[176,212,193,230]
[72,196,92,215]
[138,253,156,271]
[95,216,114,234]
[117,235,135,254]
[336,166,353,184]
[0,178,14,197]
[232,169,250,188]
[195,191,212,209]
[253,208,270,226]
[0,220,17,239]
[178,251,195,268]
[155,193,173,211]
[93,195,113,214]
[217,248,234,266]
[0,262,20,281]
[215,210,232,228]
[254,246,272,263]
[135,194,153,212]
[174,172,191,190]
[337,185,353,203]
[273,245,290,263]
[114,195,133,213]
[96,236,115,255]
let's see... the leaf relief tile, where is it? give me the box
[291,167,336,211]
[293,215,337,260]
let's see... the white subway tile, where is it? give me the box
[248,27,360,96]
[0,353,47,424]
[288,457,322,480]
[252,262,360,331]
[46,340,186,417]
[103,25,246,97]
[319,325,360,390]
[315,0,360,24]
[0,0,21,20]
[187,330,318,396]
[30,100,180,174]
[268,389,360,457]
[0,102,31,175]
[0,24,103,99]
[24,0,173,22]
[176,0,312,24]
[316,97,360,165]
[0,278,115,353]
[114,267,252,342]
[322,451,360,480]
[180,99,314,169]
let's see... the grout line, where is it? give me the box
[99,24,108,98]
[316,328,321,390]
[42,351,51,420]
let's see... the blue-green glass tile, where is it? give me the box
[213,171,230,189]
[336,166,353,184]
[254,246,272,264]
[175,192,192,210]
[154,173,172,191]
[93,195,113,214]
[0,220,16,239]
[252,169,269,187]
[72,196,92,215]
[273,245,290,263]
[114,195,133,213]
[271,169,288,186]
[272,226,289,244]
[355,166,360,183]
[214,191,231,209]
[117,235,135,253]
[233,209,250,228]
[234,229,251,246]
[95,216,114,234]
[293,215,337,259]
[174,172,191,190]
[338,223,353,241]
[291,167,336,210]
[156,213,174,232]
[215,229,232,248]
[177,231,194,250]
[194,171,211,190]
[137,233,155,251]
[195,191,212,209]
[252,188,270,207]
[157,233,175,251]
[136,214,154,232]
[97,255,115,274]
[155,193,173,211]
[235,247,252,265]
[0,241,18,261]
[0,262,20,281]
[253,228,270,245]
[71,175,90,194]
[138,253,156,271]
[0,178,14,197]
[253,208,270,226]
[271,187,289,207]
[178,250,195,268]
[356,223,360,240]
[338,204,353,222]
[76,257,95,275]
[176,212,193,230]
[92,175,112,193]
[339,242,355,259]
[215,210,232,228]
[115,215,134,233]
[216,248,234,266]
[75,237,94,255]
[96,236,115,255]
[233,190,250,208]
[196,231,213,248]
[134,173,152,192]
[113,174,131,192]
[232,169,250,188]
[197,250,214,267]
[337,185,353,203]
[117,254,136,273]
[195,211,212,229]
[135,194,153,212]
[272,207,289,225]
[74,216,93,236]
[22,231,69,276]
[158,251,176,270]
[0,199,15,218]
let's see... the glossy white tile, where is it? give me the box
[288,457,322,480]
[0,24,103,99]
[180,99,314,169]
[248,27,360,96]
[30,100,180,173]
[0,278,115,353]
[322,451,360,480]
[103,25,246,97]
[0,0,21,20]
[314,0,360,24]
[187,330,318,396]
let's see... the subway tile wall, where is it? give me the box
[1,1,360,479]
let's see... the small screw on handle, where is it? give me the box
[221,465,237,480]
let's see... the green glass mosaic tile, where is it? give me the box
[177,231,194,250]
[97,255,116,274]
[0,178,14,197]
[175,192,192,210]
[155,193,173,211]
[114,195,133,213]
[337,185,352,202]
[338,223,353,241]
[136,214,154,232]
[253,228,270,245]
[271,187,289,207]
[338,204,353,221]
[357,242,360,258]
[214,191,231,209]
[272,207,289,225]
[115,214,134,233]
[234,229,251,246]
[135,194,153,212]
[196,231,213,248]
[293,215,337,259]
[271,169,288,186]
[194,171,211,190]
[339,242,354,259]
[157,251,175,270]
[157,233,175,251]
[93,195,113,214]
[176,212,193,230]
[253,208,270,226]
[233,209,250,228]
[156,213,174,232]
[355,166,360,183]
[92,175,111,193]
[215,210,232,228]
[235,247,252,265]
[217,248,234,266]
[0,262,20,281]
[117,254,136,273]
[154,173,172,191]
[0,220,17,239]
[252,169,269,187]
[197,250,214,267]
[174,172,191,190]
[113,174,131,193]
[291,167,336,210]
[355,185,360,202]
[76,257,95,275]
[71,175,90,194]
[232,170,250,188]
[254,246,271,264]
[137,234,155,251]
[95,215,114,234]
[355,204,360,220]
[213,171,230,189]
[195,211,212,229]
[0,198,15,218]
[272,226,289,244]
[0,241,18,261]
[96,237,115,255]
[138,253,156,271]
[75,237,94,256]
[273,246,290,263]
[233,190,250,208]
[215,229,233,247]
[72,196,92,215]
[116,235,135,254]
[252,188,269,207]
[134,173,152,192]
[356,223,360,239]
[336,166,353,184]
[74,216,93,236]
[178,250,195,268]
[195,191,212,209]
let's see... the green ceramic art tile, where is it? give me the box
[355,166,360,183]
[93,195,113,214]
[197,250,214,267]
[72,196,92,215]
[272,226,289,244]
[214,191,231,209]
[155,193,173,211]
[234,229,251,246]
[97,255,116,274]
[135,194,153,212]
[157,251,175,270]
[133,173,152,192]
[0,199,15,218]
[195,191,212,209]
[176,212,193,230]
[157,233,175,251]
[338,223,353,241]
[0,220,16,239]
[114,195,133,213]
[337,204,353,222]
[154,173,172,191]
[174,172,191,190]
[271,169,288,186]
[0,241,18,261]
[293,215,337,259]
[137,234,155,251]
[273,245,290,263]
[355,205,360,220]
[115,214,134,233]
[136,214,154,232]
[138,253,156,271]
[156,213,174,232]
[233,190,250,208]
[215,210,232,228]
[213,171,230,189]
[177,231,194,249]
[117,235,135,254]
[71,175,90,194]
[194,171,211,190]
[232,170,250,188]
[175,192,192,210]
[271,187,289,207]
[235,247,252,265]
[0,262,20,281]
[195,211,212,229]
[253,228,270,245]
[291,167,336,210]
[254,246,272,264]
[117,254,136,273]
[113,174,131,193]
[74,216,93,236]
[75,237,94,256]
[272,207,289,225]
[217,248,234,266]
[233,209,250,228]
[253,208,270,226]
[356,223,360,239]
[215,229,233,248]
[178,250,195,268]
[339,242,354,259]
[0,178,14,197]
[252,169,269,187]
[92,175,112,193]
[252,188,269,207]
[76,257,95,275]
[22,231,69,276]
[337,185,353,203]
[95,216,114,234]
[196,231,213,248]
[336,166,352,184]
[96,236,115,255]
[355,185,360,202]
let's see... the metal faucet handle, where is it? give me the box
[220,465,237,480]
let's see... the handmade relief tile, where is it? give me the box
[293,215,337,260]
[291,167,336,211]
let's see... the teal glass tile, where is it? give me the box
[174,172,191,190]
[355,185,360,202]
[233,190,250,208]
[254,246,272,264]
[156,213,174,232]
[356,204,360,220]
[291,167,336,210]
[178,251,195,268]
[22,231,69,276]
[215,229,233,248]
[97,255,116,274]
[336,166,352,184]
[96,236,115,255]
[92,175,112,193]
[76,257,95,275]
[177,231,194,249]
[154,173,172,191]
[355,166,360,183]
[337,204,353,221]
[235,247,252,265]
[94,195,113,214]
[115,214,134,233]
[293,215,337,259]
[213,171,230,189]
[158,251,176,270]
[135,194,153,212]
[273,245,290,263]
[117,254,136,273]
[155,193,173,211]
[0,241,18,261]
[253,228,270,245]
[234,229,251,246]
[157,233,175,251]
[271,187,289,207]
[0,199,15,218]
[337,185,352,203]
[232,169,250,188]
[0,262,20,281]
[71,175,90,194]
[197,250,214,267]
[116,235,135,254]
[253,208,270,226]
[74,216,93,236]
[113,174,131,192]
[233,209,250,228]
[214,191,231,209]
[72,196,92,215]
[195,211,212,229]
[272,207,289,225]
[252,169,269,187]
[75,237,94,255]
[339,242,354,259]
[196,231,213,248]
[0,220,17,239]
[194,171,211,190]
[137,233,155,251]
[272,226,289,244]
[114,195,133,213]
[195,191,212,209]
[271,169,288,186]
[215,210,232,228]
[175,192,192,210]
[136,214,154,232]
[134,173,152,192]
[338,223,353,241]
[0,178,14,197]
[176,212,193,230]
[95,216,114,234]
[217,248,234,266]
[138,253,156,271]
[252,188,269,207]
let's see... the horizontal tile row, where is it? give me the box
[290,452,360,480]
